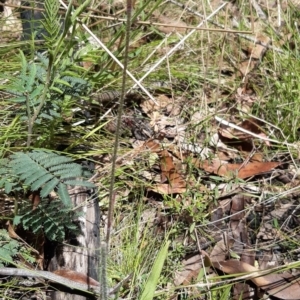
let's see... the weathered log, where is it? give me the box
[48,185,101,300]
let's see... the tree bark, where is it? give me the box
[48,185,100,300]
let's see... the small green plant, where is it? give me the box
[3,50,90,147]
[0,0,95,260]
[15,199,81,242]
[0,149,94,243]
[0,229,35,267]
[0,150,94,207]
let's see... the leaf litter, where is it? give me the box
[88,1,300,298]
[94,1,300,299]
[2,0,300,299]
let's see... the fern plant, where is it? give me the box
[0,150,94,207]
[0,149,95,242]
[15,200,81,241]
[1,0,91,148]
[0,0,97,252]
[3,50,91,147]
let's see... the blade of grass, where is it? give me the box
[140,240,170,300]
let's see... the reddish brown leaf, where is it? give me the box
[237,34,270,77]
[195,159,280,179]
[234,161,280,178]
[218,134,264,161]
[28,191,41,210]
[142,140,186,194]
[158,149,186,189]
[159,150,174,181]
[239,118,265,134]
[248,34,271,60]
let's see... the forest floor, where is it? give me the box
[1,0,300,299]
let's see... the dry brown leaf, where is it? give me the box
[234,87,257,113]
[210,239,227,263]
[159,150,174,182]
[259,251,280,270]
[237,34,270,76]
[248,34,271,60]
[218,117,268,160]
[143,140,186,193]
[195,158,280,179]
[174,254,202,285]
[159,149,185,186]
[143,140,161,152]
[234,161,280,179]
[217,135,263,161]
[28,191,41,210]
[143,140,186,194]
[212,260,300,300]
[140,95,172,115]
[238,60,257,77]
[149,183,186,194]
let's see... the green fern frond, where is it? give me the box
[0,150,94,207]
[71,0,91,23]
[24,63,37,92]
[10,150,95,198]
[40,178,60,198]
[36,52,49,67]
[50,163,81,173]
[42,0,61,48]
[21,169,45,183]
[31,173,54,191]
[19,50,28,81]
[44,157,73,168]
[57,182,72,207]
[64,179,95,187]
[19,200,81,241]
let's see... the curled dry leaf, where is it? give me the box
[28,191,41,210]
[140,95,172,115]
[194,158,280,179]
[212,260,300,300]
[247,34,271,60]
[158,155,186,192]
